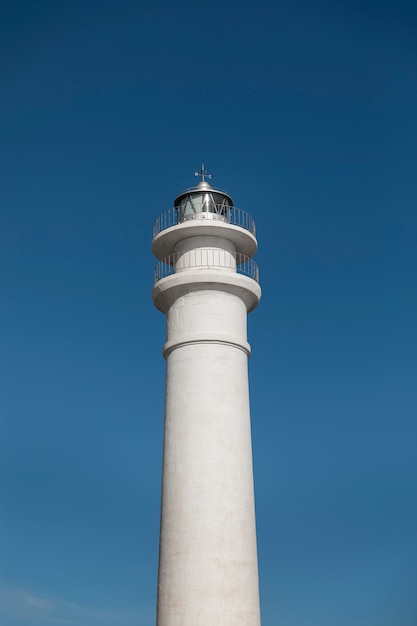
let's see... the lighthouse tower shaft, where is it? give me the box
[152,179,261,626]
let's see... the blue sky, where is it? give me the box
[1,0,416,624]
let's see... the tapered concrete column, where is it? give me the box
[152,175,261,626]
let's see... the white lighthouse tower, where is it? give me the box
[152,166,261,626]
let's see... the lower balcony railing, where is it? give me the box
[154,250,259,284]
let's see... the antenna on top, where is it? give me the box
[195,163,212,183]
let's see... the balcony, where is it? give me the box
[154,249,259,284]
[153,206,256,238]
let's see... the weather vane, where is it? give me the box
[195,163,212,182]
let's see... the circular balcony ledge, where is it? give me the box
[152,270,261,314]
[152,218,257,260]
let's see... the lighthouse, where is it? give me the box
[152,166,262,626]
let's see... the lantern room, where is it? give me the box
[174,180,233,223]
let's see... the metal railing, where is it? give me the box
[153,206,256,238]
[154,249,259,283]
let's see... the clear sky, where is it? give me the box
[1,0,416,624]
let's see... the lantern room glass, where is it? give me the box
[176,191,232,223]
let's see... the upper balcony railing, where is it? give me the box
[153,206,256,238]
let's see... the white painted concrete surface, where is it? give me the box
[153,206,261,626]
